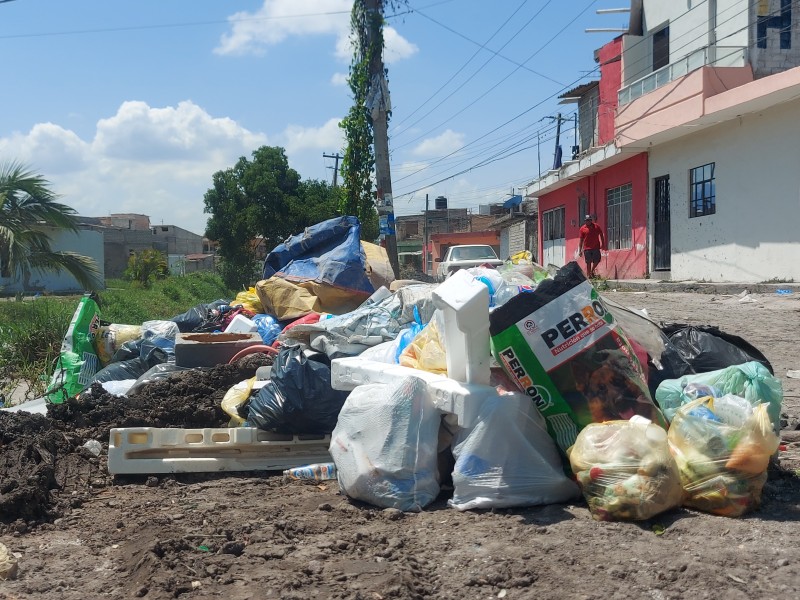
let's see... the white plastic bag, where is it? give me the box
[449,393,580,510]
[330,376,441,512]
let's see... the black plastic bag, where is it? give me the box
[661,323,773,375]
[170,299,229,333]
[246,345,350,434]
[91,340,169,384]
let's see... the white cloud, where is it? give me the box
[383,26,418,64]
[280,118,343,155]
[217,0,418,66]
[330,72,349,87]
[411,130,465,157]
[216,0,352,56]
[0,101,271,236]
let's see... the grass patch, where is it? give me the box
[0,272,236,405]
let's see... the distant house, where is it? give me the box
[527,0,800,282]
[80,214,213,279]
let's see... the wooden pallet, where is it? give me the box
[108,427,331,474]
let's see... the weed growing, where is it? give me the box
[0,273,236,406]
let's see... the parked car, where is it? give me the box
[435,244,503,281]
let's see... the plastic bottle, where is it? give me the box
[283,462,337,481]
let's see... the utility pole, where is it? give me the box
[365,0,400,278]
[423,193,429,275]
[545,113,571,170]
[323,152,343,187]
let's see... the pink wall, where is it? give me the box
[430,230,500,263]
[537,153,648,280]
[597,37,622,145]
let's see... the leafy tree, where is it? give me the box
[203,146,340,289]
[0,162,101,290]
[124,249,169,287]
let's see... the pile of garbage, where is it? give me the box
[11,215,786,524]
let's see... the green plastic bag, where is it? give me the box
[654,361,782,432]
[45,296,102,403]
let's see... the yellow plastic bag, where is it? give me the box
[667,397,779,517]
[569,417,683,521]
[399,311,447,375]
[221,376,257,427]
[94,323,142,366]
[234,287,264,314]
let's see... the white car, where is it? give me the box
[435,244,503,281]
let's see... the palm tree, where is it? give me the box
[0,162,101,290]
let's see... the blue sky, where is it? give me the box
[0,0,628,237]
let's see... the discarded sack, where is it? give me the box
[330,376,441,512]
[654,361,783,432]
[46,295,102,403]
[246,345,349,434]
[449,393,579,511]
[490,261,666,454]
[169,299,230,332]
[661,323,773,374]
[569,416,684,521]
[668,397,779,517]
[94,323,142,366]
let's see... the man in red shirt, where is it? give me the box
[578,214,605,279]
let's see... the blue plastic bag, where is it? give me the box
[394,306,424,363]
[253,314,283,346]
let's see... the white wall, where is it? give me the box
[626,1,749,86]
[0,228,104,293]
[648,97,800,282]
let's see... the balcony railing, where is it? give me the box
[618,46,747,106]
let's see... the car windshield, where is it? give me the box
[450,246,497,261]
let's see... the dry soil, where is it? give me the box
[0,290,798,600]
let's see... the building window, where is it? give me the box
[689,163,715,217]
[606,183,632,250]
[653,26,670,71]
[543,206,565,242]
[578,195,588,223]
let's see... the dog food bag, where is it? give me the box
[569,416,684,521]
[668,396,778,517]
[489,261,666,454]
[45,295,102,403]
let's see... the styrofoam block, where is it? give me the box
[432,269,491,385]
[331,356,500,427]
[107,427,331,474]
[330,356,447,391]
[224,314,257,334]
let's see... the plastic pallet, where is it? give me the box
[108,427,332,474]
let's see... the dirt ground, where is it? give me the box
[1,290,799,600]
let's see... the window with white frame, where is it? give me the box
[690,163,715,218]
[606,183,632,250]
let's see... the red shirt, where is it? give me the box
[579,222,604,250]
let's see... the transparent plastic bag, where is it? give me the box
[569,416,684,521]
[398,310,447,375]
[330,377,441,512]
[667,397,779,517]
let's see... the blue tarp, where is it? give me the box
[503,195,523,209]
[262,216,375,295]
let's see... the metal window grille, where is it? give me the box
[606,183,632,250]
[689,163,716,217]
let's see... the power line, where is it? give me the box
[389,0,533,133]
[390,0,600,153]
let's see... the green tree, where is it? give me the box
[203,146,340,289]
[0,162,101,290]
[124,248,169,287]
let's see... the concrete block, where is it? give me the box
[174,332,264,367]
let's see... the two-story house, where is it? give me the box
[529,0,800,282]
